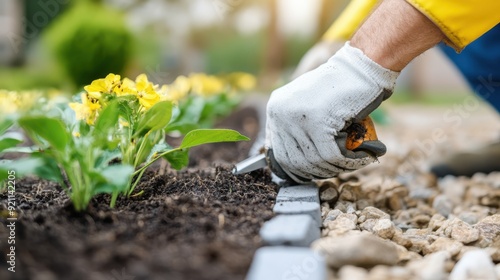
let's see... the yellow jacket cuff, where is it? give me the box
[406,0,500,51]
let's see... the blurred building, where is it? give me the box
[0,0,23,65]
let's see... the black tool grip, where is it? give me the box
[265,149,311,185]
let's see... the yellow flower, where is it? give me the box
[228,72,256,91]
[138,90,160,109]
[69,93,101,125]
[114,78,137,96]
[69,102,89,122]
[84,79,106,99]
[0,90,41,115]
[104,73,121,89]
[84,73,121,98]
[135,74,152,91]
[189,73,226,97]
[172,75,190,94]
[72,131,81,138]
[159,76,190,103]
[135,74,160,109]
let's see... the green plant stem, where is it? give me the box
[133,133,150,168]
[127,147,180,196]
[83,147,94,210]
[110,192,118,208]
[66,161,83,211]
[128,168,146,197]
[132,147,181,177]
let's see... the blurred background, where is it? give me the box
[0,0,471,101]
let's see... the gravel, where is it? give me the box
[312,105,500,279]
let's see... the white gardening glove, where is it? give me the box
[249,40,344,158]
[291,40,345,80]
[265,42,399,183]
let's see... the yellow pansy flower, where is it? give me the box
[69,93,101,125]
[0,90,41,116]
[135,74,160,109]
[84,79,106,99]
[159,76,190,103]
[104,73,121,89]
[228,72,256,91]
[114,78,137,96]
[138,90,160,109]
[189,73,226,97]
[172,75,191,94]
[69,102,89,123]
[135,74,152,91]
[84,73,121,98]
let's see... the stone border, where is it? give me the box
[246,184,327,280]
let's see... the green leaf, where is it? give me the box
[18,116,69,151]
[92,183,117,195]
[135,131,159,167]
[116,98,134,125]
[102,165,134,186]
[0,132,23,154]
[94,100,119,134]
[147,143,172,162]
[0,119,14,135]
[176,97,205,123]
[93,165,134,195]
[135,101,173,137]
[78,120,91,136]
[163,149,189,170]
[2,146,38,154]
[198,94,239,128]
[180,129,249,149]
[0,156,63,184]
[94,149,121,168]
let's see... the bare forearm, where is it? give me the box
[351,0,444,71]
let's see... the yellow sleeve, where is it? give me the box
[322,0,379,41]
[407,0,500,51]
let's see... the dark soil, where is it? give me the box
[0,106,277,280]
[188,106,261,168]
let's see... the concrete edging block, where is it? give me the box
[273,201,322,228]
[260,214,321,247]
[276,185,320,204]
[246,247,327,280]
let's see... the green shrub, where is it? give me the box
[44,2,132,87]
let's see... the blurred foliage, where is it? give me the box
[205,31,265,74]
[131,30,162,74]
[44,1,133,87]
[0,67,65,91]
[23,0,70,45]
[204,31,314,75]
[283,36,315,69]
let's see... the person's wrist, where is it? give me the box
[350,0,444,71]
[337,42,399,90]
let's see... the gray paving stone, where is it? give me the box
[273,201,322,228]
[276,185,320,204]
[260,215,320,247]
[246,247,327,280]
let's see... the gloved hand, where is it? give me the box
[291,40,345,79]
[265,42,399,183]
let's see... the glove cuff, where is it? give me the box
[335,42,400,93]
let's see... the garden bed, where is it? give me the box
[0,106,277,280]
